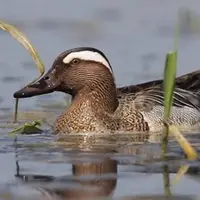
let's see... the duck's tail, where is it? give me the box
[176,69,200,94]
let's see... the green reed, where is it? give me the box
[161,13,179,196]
[162,52,177,155]
[162,8,179,156]
[162,51,177,197]
[162,10,199,195]
[162,9,198,159]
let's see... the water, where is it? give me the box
[1,0,200,199]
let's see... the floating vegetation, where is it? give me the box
[9,120,42,135]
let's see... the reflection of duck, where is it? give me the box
[14,47,200,134]
[36,157,117,200]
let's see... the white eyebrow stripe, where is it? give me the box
[62,50,113,74]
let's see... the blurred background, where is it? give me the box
[1,0,200,111]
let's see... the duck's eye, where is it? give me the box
[71,58,80,65]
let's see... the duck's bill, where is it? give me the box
[13,72,61,98]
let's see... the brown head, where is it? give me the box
[14,47,118,112]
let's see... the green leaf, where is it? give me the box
[9,120,43,135]
[163,52,177,121]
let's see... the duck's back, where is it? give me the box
[116,70,200,132]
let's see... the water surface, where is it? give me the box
[1,0,200,199]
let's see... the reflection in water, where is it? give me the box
[62,158,117,199]
[10,134,184,199]
[16,150,117,200]
[1,132,200,199]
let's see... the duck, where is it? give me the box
[13,47,200,134]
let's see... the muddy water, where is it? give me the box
[1,0,200,199]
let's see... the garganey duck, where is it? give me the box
[13,47,200,134]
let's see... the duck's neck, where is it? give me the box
[72,79,118,113]
[54,77,118,133]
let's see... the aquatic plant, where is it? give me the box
[0,20,45,123]
[162,10,198,195]
[162,11,197,160]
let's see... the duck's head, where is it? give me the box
[13,47,115,98]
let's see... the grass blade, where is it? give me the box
[0,20,45,79]
[162,12,198,188]
[170,125,198,160]
[162,52,177,197]
[163,165,171,197]
[0,19,45,122]
[162,52,177,157]
[163,52,177,120]
[13,98,19,123]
